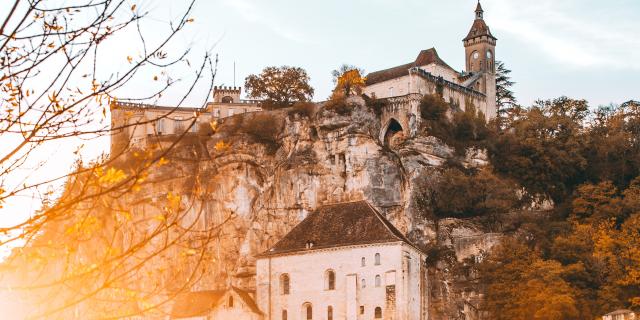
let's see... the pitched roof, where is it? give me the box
[259,201,417,256]
[366,48,457,86]
[231,287,263,315]
[170,290,225,319]
[475,1,483,13]
[464,17,496,41]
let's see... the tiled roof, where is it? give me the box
[366,48,457,86]
[259,201,416,256]
[464,18,496,41]
[170,290,225,319]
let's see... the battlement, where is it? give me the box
[213,86,243,103]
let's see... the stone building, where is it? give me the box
[255,201,429,320]
[109,86,261,155]
[365,1,498,132]
[603,310,637,320]
[208,86,262,118]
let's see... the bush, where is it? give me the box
[363,94,387,117]
[288,102,316,118]
[324,95,353,116]
[242,113,282,154]
[431,167,520,220]
[419,94,448,121]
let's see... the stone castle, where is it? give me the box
[107,3,500,320]
[110,2,497,159]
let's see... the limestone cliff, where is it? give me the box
[125,97,499,319]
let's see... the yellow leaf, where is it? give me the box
[215,140,230,151]
[158,157,169,166]
[186,18,195,23]
[131,4,137,11]
[127,56,133,63]
[153,75,158,81]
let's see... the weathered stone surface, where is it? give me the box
[133,99,501,318]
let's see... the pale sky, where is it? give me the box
[0,0,639,245]
[178,0,639,107]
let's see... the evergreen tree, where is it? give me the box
[495,60,517,113]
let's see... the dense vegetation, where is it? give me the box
[478,99,640,319]
[420,96,640,318]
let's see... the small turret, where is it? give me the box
[213,86,242,103]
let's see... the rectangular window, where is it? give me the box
[228,109,234,116]
[157,119,164,134]
[214,109,220,117]
[360,306,365,315]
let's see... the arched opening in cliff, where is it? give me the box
[383,119,404,148]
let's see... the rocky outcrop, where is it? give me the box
[127,98,499,318]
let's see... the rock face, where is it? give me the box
[133,98,498,319]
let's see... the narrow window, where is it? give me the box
[327,306,333,320]
[281,274,290,295]
[305,304,313,320]
[361,278,366,289]
[375,253,381,265]
[375,275,381,287]
[360,306,365,315]
[326,270,335,290]
[361,257,366,267]
[157,119,165,134]
[228,295,234,308]
[282,310,288,320]
[375,307,382,319]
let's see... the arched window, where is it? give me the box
[280,274,290,295]
[221,96,234,103]
[361,278,366,289]
[282,310,288,320]
[375,307,382,318]
[327,306,333,320]
[303,303,313,320]
[228,295,234,308]
[325,270,335,290]
[375,253,381,265]
[375,275,381,287]
[361,257,366,267]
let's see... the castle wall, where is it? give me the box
[110,104,210,155]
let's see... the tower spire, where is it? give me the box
[475,1,484,20]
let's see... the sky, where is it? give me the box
[0,0,639,250]
[173,0,639,107]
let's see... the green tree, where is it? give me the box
[245,66,315,108]
[495,60,517,113]
[489,97,589,203]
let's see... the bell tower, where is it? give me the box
[463,1,497,74]
[463,1,498,119]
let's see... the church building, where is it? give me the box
[255,201,429,320]
[365,1,498,120]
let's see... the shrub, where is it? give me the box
[363,94,387,117]
[242,113,282,154]
[419,94,448,121]
[288,102,316,118]
[324,95,353,116]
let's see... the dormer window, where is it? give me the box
[305,241,315,249]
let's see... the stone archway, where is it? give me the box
[382,118,404,148]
